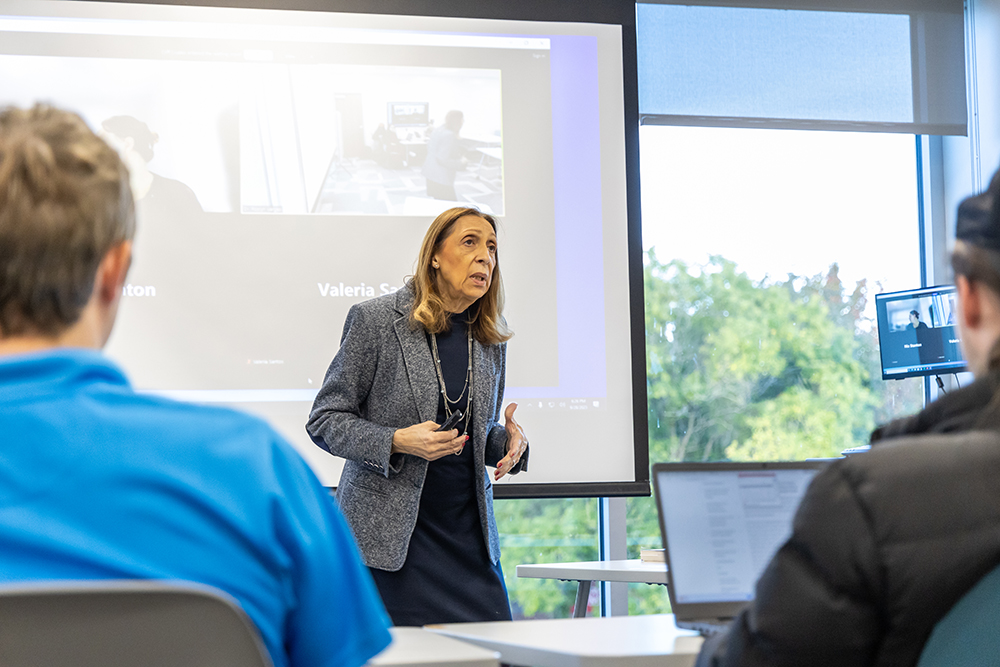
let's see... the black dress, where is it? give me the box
[369,312,512,626]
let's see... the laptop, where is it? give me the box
[652,461,826,635]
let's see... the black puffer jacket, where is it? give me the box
[698,371,1000,667]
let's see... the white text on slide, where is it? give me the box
[317,282,401,298]
[122,284,156,297]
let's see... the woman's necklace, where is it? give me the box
[429,326,474,437]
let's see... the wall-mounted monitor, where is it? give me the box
[875,285,966,380]
[388,102,429,127]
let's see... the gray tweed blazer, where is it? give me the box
[306,284,526,571]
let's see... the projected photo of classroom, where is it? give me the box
[0,54,239,217]
[239,64,504,216]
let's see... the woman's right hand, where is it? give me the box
[391,421,467,461]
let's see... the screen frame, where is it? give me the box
[78,0,648,498]
[874,284,967,381]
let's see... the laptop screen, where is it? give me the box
[653,462,824,616]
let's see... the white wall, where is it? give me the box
[943,0,1000,237]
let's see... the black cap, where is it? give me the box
[956,169,1000,252]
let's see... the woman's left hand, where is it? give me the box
[495,403,527,481]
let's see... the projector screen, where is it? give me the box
[0,0,646,496]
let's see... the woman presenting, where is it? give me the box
[307,207,529,625]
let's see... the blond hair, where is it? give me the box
[0,104,135,337]
[410,207,512,346]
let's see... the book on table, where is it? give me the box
[640,548,665,563]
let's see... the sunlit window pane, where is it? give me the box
[631,125,924,613]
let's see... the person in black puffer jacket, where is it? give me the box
[697,167,1000,667]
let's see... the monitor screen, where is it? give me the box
[388,102,429,126]
[875,285,966,380]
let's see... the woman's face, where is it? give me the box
[432,215,497,313]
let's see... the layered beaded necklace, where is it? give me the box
[429,325,474,437]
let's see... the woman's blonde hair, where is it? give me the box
[410,207,512,346]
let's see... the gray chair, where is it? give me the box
[0,580,273,667]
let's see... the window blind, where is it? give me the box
[637,1,967,135]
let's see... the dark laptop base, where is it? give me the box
[676,618,734,637]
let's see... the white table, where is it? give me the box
[366,626,501,666]
[427,613,702,667]
[516,559,668,618]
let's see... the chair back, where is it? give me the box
[917,562,1000,667]
[0,580,273,667]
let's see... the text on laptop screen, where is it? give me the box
[657,468,818,604]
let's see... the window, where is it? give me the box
[629,124,924,612]
[636,2,966,135]
[496,498,601,618]
[497,0,960,618]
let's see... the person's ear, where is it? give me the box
[95,241,132,306]
[957,274,981,330]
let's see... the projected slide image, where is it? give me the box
[0,0,635,488]
[0,54,240,215]
[239,64,504,216]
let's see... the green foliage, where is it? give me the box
[495,498,600,619]
[644,251,917,463]
[628,251,923,613]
